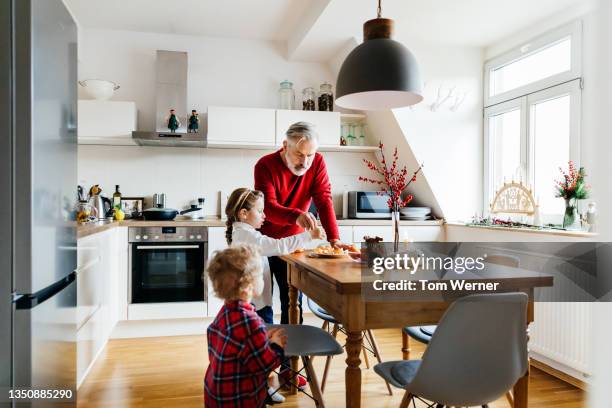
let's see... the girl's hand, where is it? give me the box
[268,328,288,348]
[309,226,325,240]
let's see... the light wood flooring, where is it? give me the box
[77,327,585,408]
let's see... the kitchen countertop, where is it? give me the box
[77,217,444,239]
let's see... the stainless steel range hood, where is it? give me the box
[132,50,206,147]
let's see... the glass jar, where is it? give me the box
[278,80,295,110]
[75,201,97,224]
[302,87,316,111]
[318,82,334,111]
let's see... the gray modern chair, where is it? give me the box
[267,324,343,408]
[307,298,393,395]
[402,255,520,358]
[375,292,529,408]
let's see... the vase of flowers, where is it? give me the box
[555,161,589,230]
[359,142,423,252]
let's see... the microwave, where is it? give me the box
[347,191,392,219]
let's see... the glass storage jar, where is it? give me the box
[302,87,316,110]
[278,80,295,110]
[318,82,334,111]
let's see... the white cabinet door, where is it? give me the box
[353,226,394,242]
[207,106,276,146]
[207,227,228,317]
[76,234,102,331]
[275,110,340,146]
[399,226,444,242]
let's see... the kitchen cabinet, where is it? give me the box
[76,227,126,387]
[206,227,228,317]
[78,100,137,145]
[275,109,341,147]
[206,106,276,147]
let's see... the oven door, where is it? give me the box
[131,242,206,303]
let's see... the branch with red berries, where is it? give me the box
[358,142,424,211]
[555,160,589,200]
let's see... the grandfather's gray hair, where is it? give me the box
[285,122,319,145]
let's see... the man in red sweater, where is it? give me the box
[254,121,340,325]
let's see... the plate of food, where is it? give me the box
[308,245,347,258]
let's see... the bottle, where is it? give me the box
[278,80,295,110]
[112,185,122,209]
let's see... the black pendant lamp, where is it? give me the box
[335,0,423,111]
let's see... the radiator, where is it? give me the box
[530,302,593,377]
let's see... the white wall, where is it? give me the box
[78,28,334,129]
[380,44,484,222]
[77,28,378,214]
[78,145,378,216]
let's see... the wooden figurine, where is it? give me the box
[188,109,199,133]
[166,109,180,133]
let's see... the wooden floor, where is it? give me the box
[77,326,585,408]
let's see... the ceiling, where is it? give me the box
[63,0,312,41]
[64,0,591,60]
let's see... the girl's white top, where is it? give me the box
[230,221,312,310]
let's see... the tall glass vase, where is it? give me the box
[563,198,580,230]
[391,207,400,253]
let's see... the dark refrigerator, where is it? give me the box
[1,0,77,406]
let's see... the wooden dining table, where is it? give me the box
[281,251,554,408]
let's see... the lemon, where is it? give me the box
[114,209,125,221]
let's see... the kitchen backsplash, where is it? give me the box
[78,145,379,217]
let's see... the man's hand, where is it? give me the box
[296,212,317,230]
[329,239,342,249]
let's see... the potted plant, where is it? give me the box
[359,142,423,251]
[555,160,589,230]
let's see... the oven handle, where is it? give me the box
[136,245,201,250]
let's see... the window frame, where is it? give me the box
[484,20,582,108]
[484,80,582,220]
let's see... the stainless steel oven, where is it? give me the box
[129,226,207,304]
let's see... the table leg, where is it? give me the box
[345,330,363,408]
[513,366,529,407]
[401,330,410,360]
[288,282,299,395]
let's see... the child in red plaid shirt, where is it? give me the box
[205,245,287,408]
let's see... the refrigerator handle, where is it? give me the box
[14,271,76,310]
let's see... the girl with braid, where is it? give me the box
[225,188,323,324]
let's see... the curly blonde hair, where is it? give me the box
[206,244,262,301]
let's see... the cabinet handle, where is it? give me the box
[136,245,200,250]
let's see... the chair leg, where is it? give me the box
[361,339,370,369]
[399,391,413,408]
[366,330,393,396]
[505,391,513,407]
[303,356,325,408]
[321,320,329,332]
[402,330,410,360]
[321,323,339,392]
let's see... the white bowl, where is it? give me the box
[78,79,120,100]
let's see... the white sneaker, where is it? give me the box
[268,387,285,403]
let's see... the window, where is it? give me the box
[484,21,582,106]
[484,21,582,224]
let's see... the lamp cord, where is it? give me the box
[377,0,382,18]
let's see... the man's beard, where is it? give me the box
[284,151,309,176]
